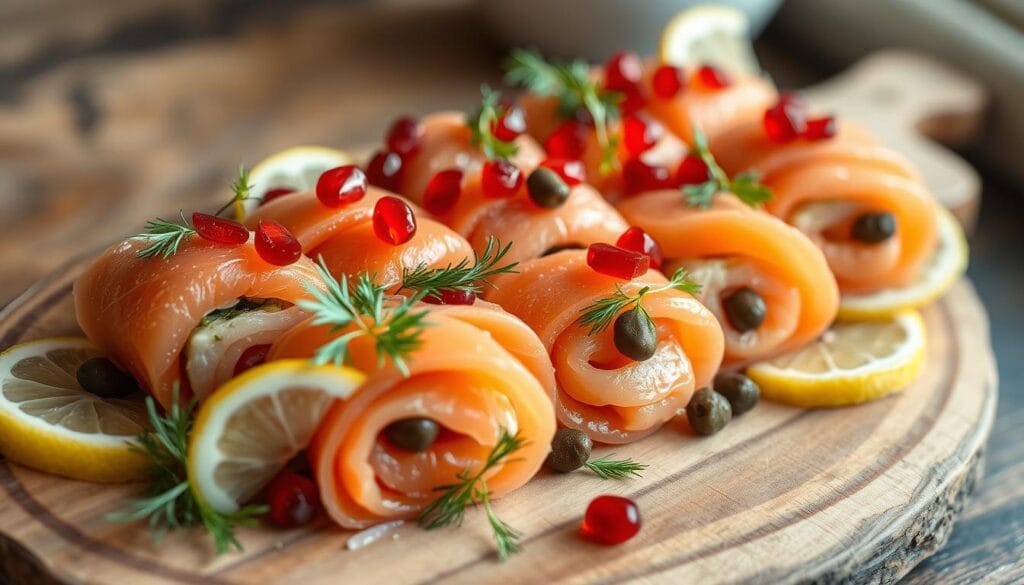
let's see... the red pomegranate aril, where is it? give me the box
[192,212,248,246]
[622,115,663,157]
[373,196,417,245]
[581,495,641,545]
[803,115,837,141]
[316,165,367,208]
[233,344,271,376]
[622,158,673,195]
[386,115,424,157]
[696,64,731,90]
[618,89,647,116]
[587,243,650,280]
[763,94,808,143]
[604,51,643,92]
[366,150,404,192]
[266,470,321,529]
[652,64,684,98]
[541,158,586,186]
[545,121,587,159]
[616,226,664,269]
[422,289,476,305]
[255,219,302,266]
[481,159,523,198]
[422,169,463,215]
[676,154,711,186]
[261,187,297,206]
[491,106,526,142]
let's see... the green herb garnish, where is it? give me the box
[131,211,197,259]
[468,85,520,161]
[399,237,518,300]
[684,128,773,208]
[214,165,259,217]
[577,267,701,336]
[583,455,648,480]
[200,298,281,327]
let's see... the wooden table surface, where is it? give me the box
[0,1,1021,582]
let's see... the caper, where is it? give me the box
[722,287,767,332]
[713,371,760,416]
[545,428,592,472]
[685,387,732,436]
[383,417,440,452]
[75,357,138,399]
[527,167,571,209]
[541,243,584,256]
[850,212,896,243]
[613,309,657,361]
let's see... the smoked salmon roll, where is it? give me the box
[268,300,555,529]
[616,192,839,365]
[74,236,326,408]
[485,249,724,444]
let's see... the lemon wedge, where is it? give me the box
[659,5,761,75]
[188,359,364,514]
[236,146,355,220]
[747,311,926,407]
[0,337,150,482]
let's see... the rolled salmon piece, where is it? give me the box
[617,192,839,365]
[243,186,475,289]
[74,237,326,407]
[268,300,555,529]
[485,250,724,444]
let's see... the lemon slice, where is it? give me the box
[0,337,150,482]
[838,206,968,320]
[188,360,364,513]
[236,146,355,220]
[747,311,926,407]
[659,5,761,75]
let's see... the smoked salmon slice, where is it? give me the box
[616,192,839,365]
[485,250,723,444]
[268,300,555,529]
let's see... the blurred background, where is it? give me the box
[0,0,1021,581]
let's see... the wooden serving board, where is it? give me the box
[0,256,997,584]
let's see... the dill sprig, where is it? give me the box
[216,165,259,217]
[107,387,267,554]
[467,85,520,161]
[298,257,430,376]
[418,430,526,561]
[504,48,622,174]
[131,211,197,259]
[684,128,773,208]
[583,455,647,480]
[577,267,701,336]
[399,237,518,300]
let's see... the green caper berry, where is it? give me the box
[722,287,767,332]
[686,387,732,436]
[75,357,138,399]
[613,309,657,361]
[850,212,896,243]
[545,428,593,472]
[526,167,570,209]
[383,417,440,452]
[713,371,760,416]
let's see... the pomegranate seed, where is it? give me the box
[652,64,684,98]
[233,344,271,376]
[491,105,526,142]
[622,158,673,195]
[316,165,367,208]
[763,94,808,143]
[604,51,643,93]
[422,289,476,305]
[541,158,586,186]
[803,115,837,141]
[422,169,462,215]
[255,219,302,266]
[481,159,523,198]
[192,212,248,246]
[676,155,710,186]
[545,121,587,159]
[619,89,647,116]
[261,187,297,206]
[366,150,404,192]
[696,65,731,90]
[373,196,417,245]
[266,470,320,529]
[622,115,663,157]
[386,115,424,157]
[616,226,663,269]
[587,243,650,280]
[581,495,641,545]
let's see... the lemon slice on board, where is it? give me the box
[659,5,761,75]
[747,311,926,407]
[188,360,364,514]
[838,206,968,321]
[0,337,150,482]
[236,146,355,220]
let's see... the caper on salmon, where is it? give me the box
[75,357,138,399]
[686,387,732,436]
[613,309,657,361]
[383,417,440,452]
[722,287,766,332]
[850,212,896,243]
[527,167,571,209]
[545,428,593,472]
[713,371,760,416]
